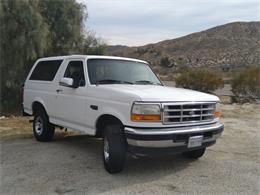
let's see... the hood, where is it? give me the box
[98,84,219,102]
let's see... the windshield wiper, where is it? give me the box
[96,79,133,85]
[134,80,162,85]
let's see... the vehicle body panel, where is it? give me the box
[23,55,223,150]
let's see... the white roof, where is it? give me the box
[38,55,148,64]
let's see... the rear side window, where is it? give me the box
[29,60,63,81]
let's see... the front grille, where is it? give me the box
[163,103,215,124]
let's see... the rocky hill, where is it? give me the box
[107,22,260,69]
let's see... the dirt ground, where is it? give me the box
[0,104,260,194]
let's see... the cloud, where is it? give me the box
[77,0,260,46]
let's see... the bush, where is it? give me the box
[175,68,224,93]
[160,56,173,68]
[231,66,260,103]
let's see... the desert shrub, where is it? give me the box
[231,66,260,103]
[175,68,224,93]
[160,56,173,67]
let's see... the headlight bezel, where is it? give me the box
[131,102,162,122]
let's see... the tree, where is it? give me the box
[38,0,106,56]
[231,66,260,103]
[0,0,105,114]
[39,0,85,55]
[175,68,224,93]
[0,0,49,113]
[82,31,107,55]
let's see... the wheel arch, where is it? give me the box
[32,101,47,115]
[95,114,124,138]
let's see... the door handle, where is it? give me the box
[56,89,63,93]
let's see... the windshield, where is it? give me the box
[87,59,162,85]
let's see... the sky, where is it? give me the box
[77,0,260,46]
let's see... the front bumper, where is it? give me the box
[125,121,224,156]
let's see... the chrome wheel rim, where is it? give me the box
[104,137,110,162]
[35,116,43,135]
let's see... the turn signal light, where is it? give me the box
[214,111,221,118]
[131,114,161,121]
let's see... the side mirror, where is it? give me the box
[59,77,74,88]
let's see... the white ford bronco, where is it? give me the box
[23,55,224,173]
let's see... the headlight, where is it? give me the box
[131,103,161,122]
[214,103,221,118]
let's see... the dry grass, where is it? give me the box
[0,116,33,139]
[0,116,80,140]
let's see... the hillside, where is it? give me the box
[107,22,260,69]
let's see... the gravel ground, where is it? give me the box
[0,104,260,195]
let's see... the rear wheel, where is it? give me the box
[183,148,206,159]
[103,124,126,174]
[33,109,55,142]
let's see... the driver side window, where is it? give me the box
[64,61,85,87]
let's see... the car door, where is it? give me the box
[54,59,87,127]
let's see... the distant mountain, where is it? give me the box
[107,22,260,69]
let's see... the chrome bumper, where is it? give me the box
[125,122,224,149]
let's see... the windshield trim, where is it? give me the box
[86,58,164,86]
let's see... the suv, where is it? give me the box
[23,55,224,173]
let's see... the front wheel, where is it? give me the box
[33,109,55,142]
[183,148,206,159]
[103,124,126,174]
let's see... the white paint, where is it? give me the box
[23,55,220,135]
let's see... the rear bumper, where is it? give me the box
[125,122,224,156]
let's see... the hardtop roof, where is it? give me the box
[37,55,148,64]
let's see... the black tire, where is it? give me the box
[103,124,126,174]
[33,109,55,142]
[183,148,206,159]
